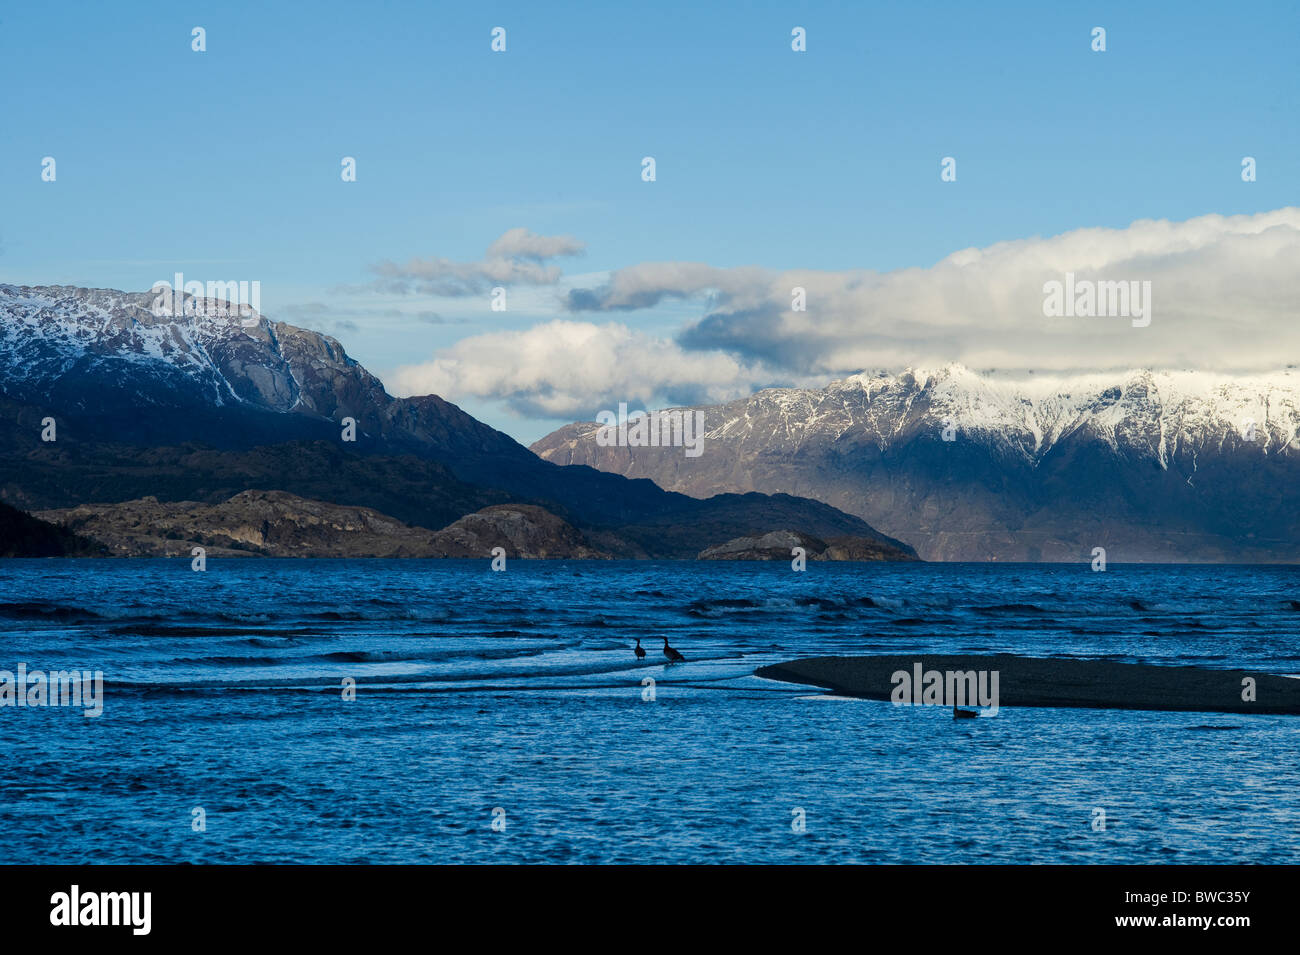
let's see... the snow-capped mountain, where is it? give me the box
[0,284,911,559]
[1,283,389,419]
[705,364,1300,465]
[0,283,533,459]
[532,364,1300,561]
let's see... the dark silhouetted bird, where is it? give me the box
[634,638,646,659]
[663,638,685,663]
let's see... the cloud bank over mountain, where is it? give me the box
[387,320,771,419]
[388,209,1300,418]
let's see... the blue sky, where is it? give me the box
[3,1,1297,441]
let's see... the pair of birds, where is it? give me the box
[635,637,684,663]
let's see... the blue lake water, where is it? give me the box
[1,558,1298,864]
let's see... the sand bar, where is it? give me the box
[756,653,1300,715]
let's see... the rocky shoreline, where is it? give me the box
[19,491,916,561]
[33,493,610,559]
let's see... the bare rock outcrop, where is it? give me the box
[37,492,608,559]
[697,529,917,561]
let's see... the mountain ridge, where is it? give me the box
[0,284,916,560]
[532,363,1300,561]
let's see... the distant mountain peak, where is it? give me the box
[533,364,1300,561]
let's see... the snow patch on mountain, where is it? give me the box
[693,364,1300,467]
[0,284,355,415]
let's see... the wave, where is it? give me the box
[688,597,763,613]
[0,601,101,621]
[321,649,425,663]
[108,623,316,638]
[170,646,538,668]
[105,654,653,693]
[686,594,881,616]
[244,637,303,648]
[171,654,290,667]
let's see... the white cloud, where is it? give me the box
[486,227,585,261]
[369,228,585,297]
[387,320,771,418]
[569,208,1300,376]
[385,209,1300,420]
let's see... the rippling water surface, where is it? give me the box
[2,558,1298,863]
